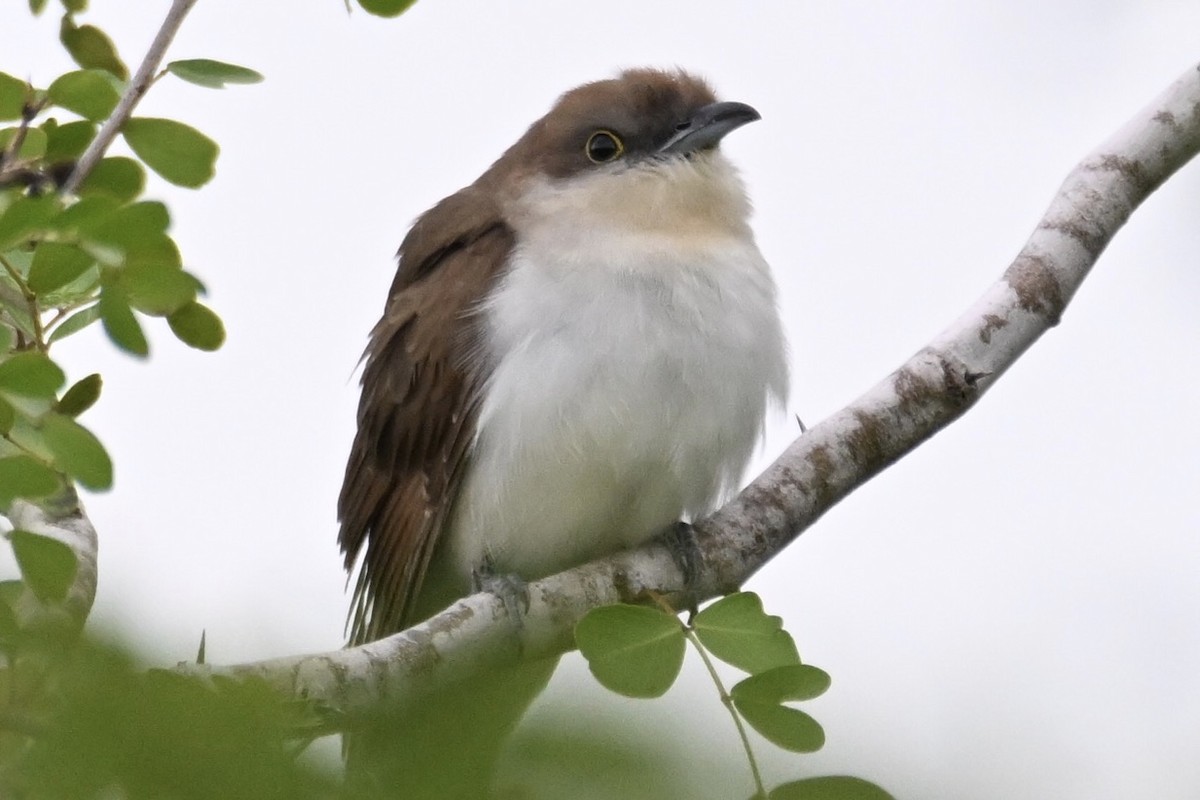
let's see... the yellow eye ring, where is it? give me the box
[585,130,624,163]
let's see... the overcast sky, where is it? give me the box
[3,2,1199,798]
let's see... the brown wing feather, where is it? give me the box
[339,186,513,644]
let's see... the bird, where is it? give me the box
[338,67,788,797]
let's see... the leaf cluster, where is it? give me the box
[0,4,269,793]
[1,2,261,517]
[577,592,894,800]
[1,637,334,799]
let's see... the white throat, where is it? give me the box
[444,152,788,586]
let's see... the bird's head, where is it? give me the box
[485,68,761,241]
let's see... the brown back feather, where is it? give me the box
[339,186,513,644]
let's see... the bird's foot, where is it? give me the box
[472,557,530,626]
[656,520,704,619]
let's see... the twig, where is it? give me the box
[61,0,200,195]
[647,590,766,798]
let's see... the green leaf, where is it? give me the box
[47,70,120,122]
[735,698,825,754]
[60,16,128,80]
[56,373,100,416]
[87,200,169,241]
[122,263,196,315]
[44,119,95,161]
[166,59,263,89]
[28,242,93,294]
[0,352,66,398]
[693,592,801,674]
[41,411,111,489]
[122,118,218,188]
[99,284,147,357]
[0,73,29,122]
[357,0,419,17]
[167,302,224,351]
[0,294,36,342]
[0,395,14,433]
[11,529,78,603]
[0,194,58,250]
[0,325,13,352]
[0,455,60,508]
[734,664,831,705]
[48,304,99,343]
[50,194,118,236]
[769,777,896,800]
[59,0,87,11]
[731,665,831,753]
[575,604,685,698]
[78,157,144,203]
[30,0,51,15]
[0,589,19,642]
[86,201,177,268]
[0,126,47,161]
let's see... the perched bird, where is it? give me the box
[338,67,788,796]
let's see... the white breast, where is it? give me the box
[444,153,788,584]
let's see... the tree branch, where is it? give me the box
[61,0,199,195]
[189,62,1198,724]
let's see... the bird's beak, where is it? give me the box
[658,101,761,155]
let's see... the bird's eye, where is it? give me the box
[585,130,624,163]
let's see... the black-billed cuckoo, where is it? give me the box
[338,68,787,795]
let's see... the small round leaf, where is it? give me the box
[357,0,418,17]
[99,284,148,357]
[167,301,224,351]
[57,373,101,417]
[166,59,263,89]
[78,156,145,203]
[59,18,128,80]
[694,592,801,674]
[731,665,832,753]
[28,241,94,294]
[0,72,29,122]
[44,119,96,161]
[576,604,685,698]
[122,263,196,315]
[41,411,112,489]
[0,194,60,250]
[769,777,897,800]
[0,455,60,508]
[11,529,78,603]
[122,117,218,188]
[47,70,120,121]
[0,352,66,398]
[48,304,100,344]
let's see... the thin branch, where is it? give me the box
[181,62,1199,725]
[61,0,200,195]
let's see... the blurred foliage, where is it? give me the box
[0,637,336,799]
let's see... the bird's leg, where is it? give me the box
[472,554,530,627]
[656,520,704,620]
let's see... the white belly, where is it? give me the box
[443,228,788,584]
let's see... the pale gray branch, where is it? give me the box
[61,0,199,195]
[191,62,1198,724]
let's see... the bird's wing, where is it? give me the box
[339,187,513,644]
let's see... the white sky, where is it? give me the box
[3,2,1199,798]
